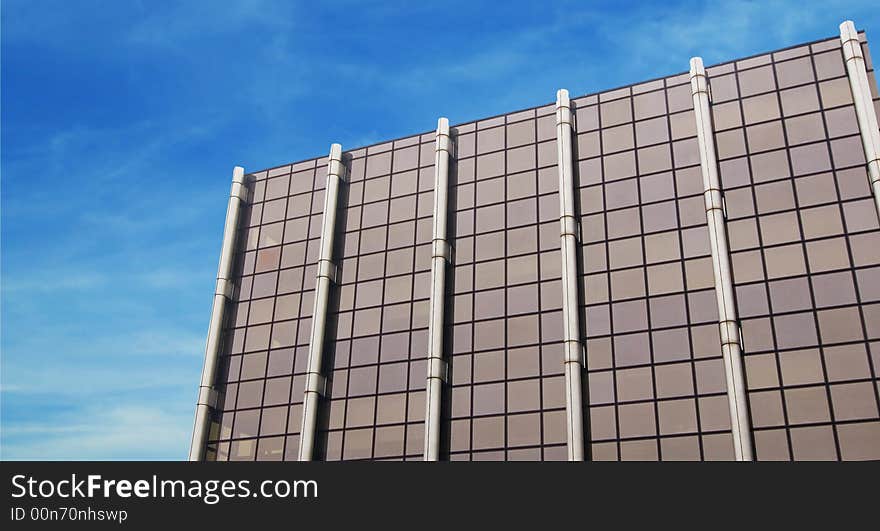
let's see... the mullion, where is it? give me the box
[209,183,256,458]
[502,112,510,460]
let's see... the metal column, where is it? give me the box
[689,58,754,461]
[555,89,586,461]
[298,144,346,461]
[840,20,880,218]
[189,166,247,461]
[424,118,453,461]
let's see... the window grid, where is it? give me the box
[714,39,880,460]
[315,135,435,461]
[580,73,736,461]
[203,33,880,462]
[443,109,568,462]
[206,158,324,461]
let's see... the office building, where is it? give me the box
[190,21,880,461]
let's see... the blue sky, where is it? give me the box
[2,0,877,460]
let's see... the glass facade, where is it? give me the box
[314,136,436,461]
[201,32,880,461]
[442,106,570,461]
[577,72,736,461]
[711,37,880,460]
[204,158,327,461]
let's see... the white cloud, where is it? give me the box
[593,0,860,73]
[1,362,198,397]
[0,272,107,293]
[4,0,877,463]
[126,0,297,49]
[1,404,192,460]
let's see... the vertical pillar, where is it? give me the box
[298,144,346,461]
[424,118,453,461]
[189,166,247,461]
[840,20,880,218]
[690,58,754,461]
[555,89,586,461]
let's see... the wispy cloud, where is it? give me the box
[3,0,878,461]
[1,405,192,460]
[1,271,107,293]
[126,0,297,49]
[2,83,223,461]
[1,365,195,396]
